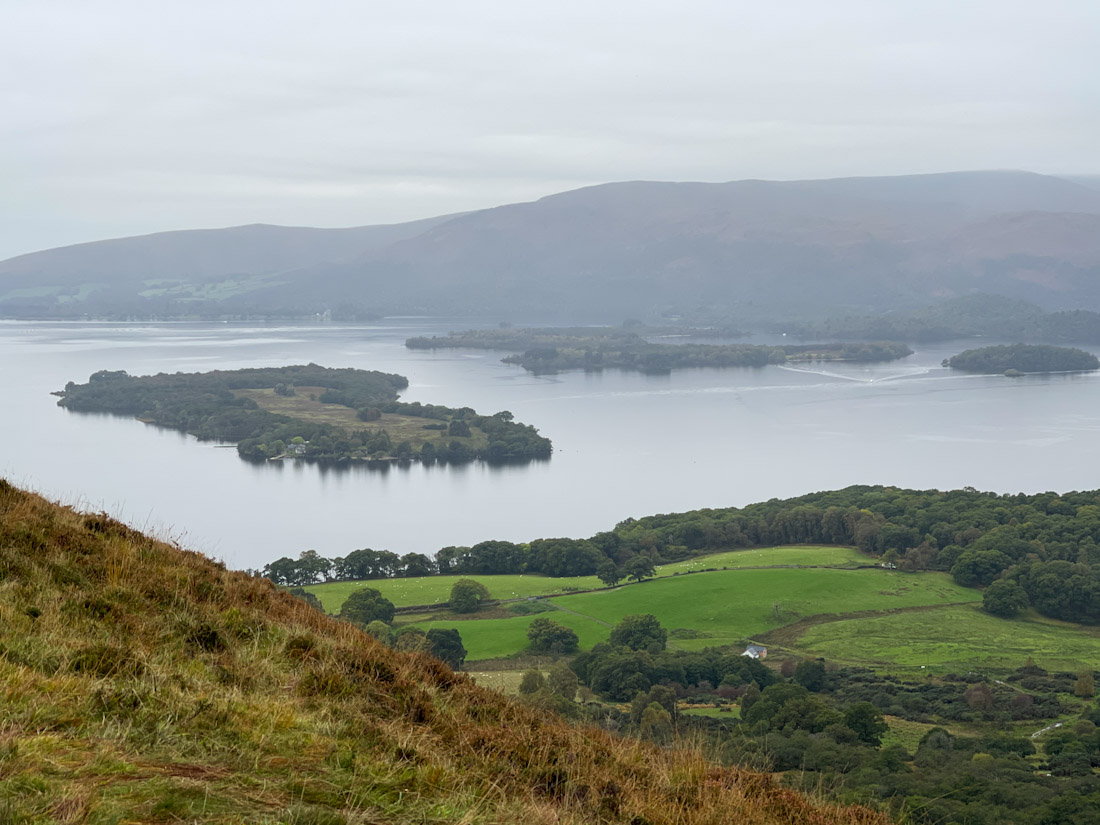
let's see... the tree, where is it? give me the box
[596,559,622,587]
[449,578,491,613]
[983,578,1030,617]
[1075,671,1095,698]
[528,538,604,577]
[364,620,394,645]
[400,552,435,578]
[964,682,995,711]
[426,628,467,669]
[287,587,323,612]
[640,702,673,743]
[526,617,580,654]
[394,627,429,652]
[843,702,888,746]
[296,549,334,583]
[447,419,471,437]
[624,555,657,583]
[951,549,1012,587]
[519,669,546,695]
[340,588,395,626]
[548,662,579,701]
[740,682,761,713]
[794,659,827,692]
[609,614,667,652]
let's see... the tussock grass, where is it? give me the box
[0,479,888,824]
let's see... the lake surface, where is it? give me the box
[4,321,1100,570]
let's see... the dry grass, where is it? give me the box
[235,387,491,450]
[0,479,889,825]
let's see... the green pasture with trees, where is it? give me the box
[407,567,978,662]
[303,545,865,611]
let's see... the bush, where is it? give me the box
[526,617,579,654]
[449,579,490,614]
[340,588,396,626]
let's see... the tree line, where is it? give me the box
[266,485,1100,626]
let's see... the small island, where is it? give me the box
[56,364,551,464]
[407,327,912,374]
[942,343,1100,376]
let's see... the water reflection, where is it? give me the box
[6,320,1100,569]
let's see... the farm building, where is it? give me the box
[742,644,768,660]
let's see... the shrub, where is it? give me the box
[449,579,490,614]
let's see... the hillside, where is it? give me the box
[0,480,886,825]
[6,171,1100,321]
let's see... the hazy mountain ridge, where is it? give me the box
[5,171,1100,321]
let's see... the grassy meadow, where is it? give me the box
[414,567,979,661]
[306,544,868,612]
[795,604,1100,674]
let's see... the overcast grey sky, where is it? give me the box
[2,0,1098,260]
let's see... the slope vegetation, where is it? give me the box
[0,480,886,825]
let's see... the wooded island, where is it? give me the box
[56,364,551,463]
[943,343,1100,375]
[407,327,912,374]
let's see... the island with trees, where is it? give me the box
[56,364,551,464]
[943,343,1100,375]
[407,326,912,374]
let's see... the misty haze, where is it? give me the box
[4,3,1100,824]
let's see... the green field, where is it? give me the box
[305,545,868,612]
[307,573,602,612]
[414,567,978,661]
[795,604,1100,674]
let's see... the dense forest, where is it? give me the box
[407,327,911,374]
[56,364,551,463]
[944,343,1100,374]
[265,485,1100,627]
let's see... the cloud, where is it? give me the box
[2,0,1098,259]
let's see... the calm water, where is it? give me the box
[3,321,1100,570]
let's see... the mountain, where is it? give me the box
[6,170,1100,321]
[0,216,455,318]
[0,479,886,824]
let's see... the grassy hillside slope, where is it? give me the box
[0,480,887,825]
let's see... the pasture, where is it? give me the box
[305,544,869,612]
[413,567,979,661]
[795,604,1100,674]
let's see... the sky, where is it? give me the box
[2,0,1098,261]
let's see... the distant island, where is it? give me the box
[407,327,912,374]
[56,364,551,463]
[943,343,1100,376]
